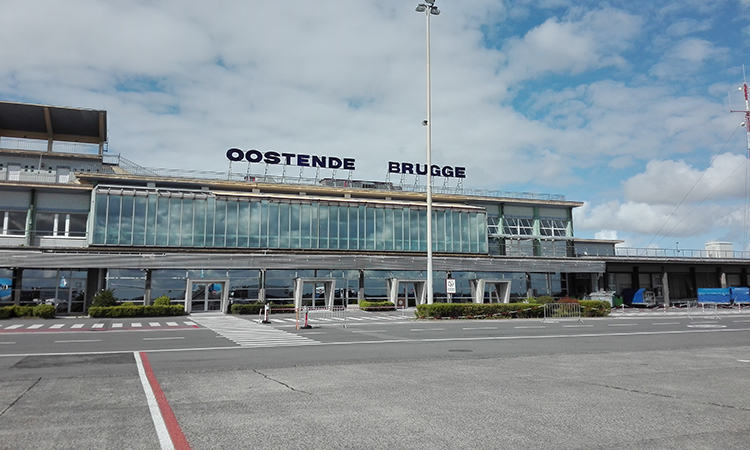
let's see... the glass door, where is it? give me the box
[189,281,226,312]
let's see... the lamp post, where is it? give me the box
[416,0,440,305]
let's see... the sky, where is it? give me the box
[2,0,750,252]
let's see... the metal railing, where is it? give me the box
[542,303,583,323]
[0,137,104,155]
[99,154,565,201]
[613,247,750,260]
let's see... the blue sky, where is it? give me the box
[2,0,750,252]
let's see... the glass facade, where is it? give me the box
[92,188,488,253]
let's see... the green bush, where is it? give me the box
[88,304,184,318]
[579,300,611,317]
[415,302,545,319]
[153,296,171,306]
[359,301,396,311]
[32,304,56,319]
[12,305,34,318]
[92,289,117,307]
[230,302,265,315]
[0,306,13,319]
[532,296,556,304]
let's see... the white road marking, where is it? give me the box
[27,324,43,329]
[112,323,123,328]
[411,328,444,332]
[50,324,65,329]
[515,326,546,329]
[132,323,143,327]
[652,322,680,325]
[463,327,498,330]
[55,339,101,343]
[143,337,185,341]
[92,324,105,329]
[563,325,594,328]
[134,352,174,450]
[71,324,84,329]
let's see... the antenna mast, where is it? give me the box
[730,65,750,156]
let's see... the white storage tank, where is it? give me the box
[705,241,733,258]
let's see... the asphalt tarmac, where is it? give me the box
[1,309,750,449]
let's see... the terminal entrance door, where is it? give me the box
[185,279,229,313]
[387,278,426,307]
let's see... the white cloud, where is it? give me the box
[499,8,641,83]
[623,153,748,204]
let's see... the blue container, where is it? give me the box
[697,288,731,304]
[731,287,750,304]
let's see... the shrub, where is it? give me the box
[535,296,556,304]
[92,289,117,307]
[0,306,13,319]
[415,302,545,319]
[88,304,184,318]
[556,297,579,304]
[12,305,34,318]
[359,301,395,311]
[579,300,611,317]
[121,302,135,307]
[231,302,265,315]
[32,304,56,319]
[153,296,171,306]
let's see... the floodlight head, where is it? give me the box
[425,0,435,5]
[431,7,440,15]
[416,4,427,12]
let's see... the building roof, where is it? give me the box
[0,101,106,144]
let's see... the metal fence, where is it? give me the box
[687,301,720,321]
[542,303,583,323]
[297,306,347,329]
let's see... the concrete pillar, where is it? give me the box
[12,268,23,306]
[358,270,365,304]
[258,269,266,303]
[144,269,153,305]
[662,269,670,306]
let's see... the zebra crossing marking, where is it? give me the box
[189,314,318,348]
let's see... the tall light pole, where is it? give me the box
[416,0,439,305]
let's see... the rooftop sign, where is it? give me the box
[227,148,355,170]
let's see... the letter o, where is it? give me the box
[245,149,263,163]
[226,148,244,161]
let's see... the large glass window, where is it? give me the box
[503,216,533,236]
[36,212,88,238]
[1,210,27,236]
[91,188,488,254]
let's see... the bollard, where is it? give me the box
[261,303,270,324]
[301,306,312,329]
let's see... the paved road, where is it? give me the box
[1,309,750,449]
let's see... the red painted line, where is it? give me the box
[138,352,192,450]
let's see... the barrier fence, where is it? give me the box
[542,303,583,323]
[687,301,720,321]
[296,306,347,329]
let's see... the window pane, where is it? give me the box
[35,212,55,237]
[225,200,238,248]
[69,213,87,238]
[155,196,169,246]
[7,211,26,236]
[181,198,194,247]
[237,201,250,248]
[120,195,134,245]
[267,202,279,248]
[133,196,147,245]
[107,196,121,244]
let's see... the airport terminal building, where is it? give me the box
[1,101,748,314]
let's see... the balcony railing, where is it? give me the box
[610,247,750,260]
[101,154,567,201]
